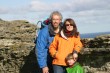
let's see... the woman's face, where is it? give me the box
[65,21,73,31]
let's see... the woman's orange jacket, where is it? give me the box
[49,34,83,66]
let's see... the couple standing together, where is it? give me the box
[35,11,84,73]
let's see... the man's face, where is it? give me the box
[51,15,61,28]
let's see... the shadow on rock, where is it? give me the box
[78,50,110,68]
[20,47,41,73]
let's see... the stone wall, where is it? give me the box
[0,19,110,73]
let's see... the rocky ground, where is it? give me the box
[0,19,110,73]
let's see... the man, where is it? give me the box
[35,11,63,73]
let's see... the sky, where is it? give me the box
[0,0,110,34]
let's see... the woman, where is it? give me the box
[49,18,83,73]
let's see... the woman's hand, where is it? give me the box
[73,53,78,61]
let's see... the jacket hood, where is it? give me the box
[60,30,68,40]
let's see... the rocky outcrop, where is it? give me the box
[80,34,110,73]
[79,48,110,73]
[0,19,38,73]
[82,34,110,48]
[0,19,110,73]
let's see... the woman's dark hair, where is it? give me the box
[63,18,79,37]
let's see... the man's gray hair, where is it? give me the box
[49,11,63,20]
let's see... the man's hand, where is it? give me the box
[42,67,49,73]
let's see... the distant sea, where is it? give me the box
[80,31,110,38]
